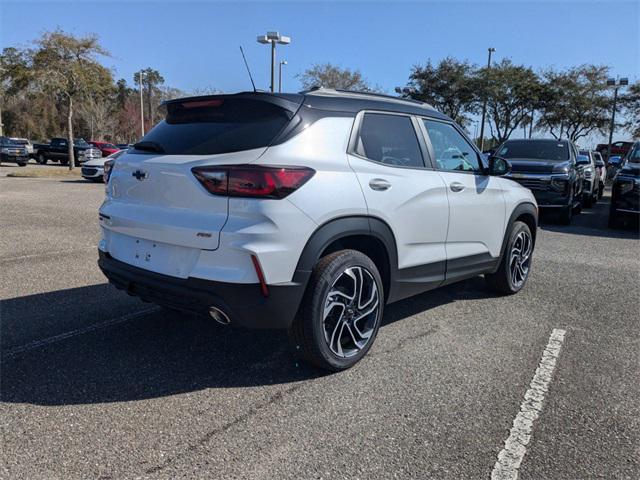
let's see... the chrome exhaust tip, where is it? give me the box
[209,306,231,325]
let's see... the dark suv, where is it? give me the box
[609,141,640,228]
[496,139,584,224]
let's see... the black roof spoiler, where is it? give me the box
[161,91,304,113]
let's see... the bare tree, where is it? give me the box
[31,30,112,169]
[297,63,380,91]
[78,95,117,140]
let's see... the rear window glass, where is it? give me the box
[356,113,424,168]
[498,140,569,161]
[134,98,293,155]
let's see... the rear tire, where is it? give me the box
[485,221,533,295]
[18,162,27,167]
[60,159,69,166]
[288,249,384,372]
[582,192,593,208]
[37,153,47,165]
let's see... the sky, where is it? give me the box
[1,0,639,143]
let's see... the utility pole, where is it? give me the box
[0,66,4,137]
[138,70,145,137]
[605,77,628,161]
[479,47,495,152]
[278,60,287,93]
[257,32,291,93]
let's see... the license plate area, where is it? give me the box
[107,232,200,279]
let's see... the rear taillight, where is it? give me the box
[104,159,115,183]
[192,165,315,199]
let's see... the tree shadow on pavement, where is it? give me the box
[0,277,491,406]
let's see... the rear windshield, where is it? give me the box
[134,97,293,155]
[498,140,569,161]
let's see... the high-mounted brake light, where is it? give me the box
[192,165,315,199]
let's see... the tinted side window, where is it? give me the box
[422,120,481,172]
[356,113,424,168]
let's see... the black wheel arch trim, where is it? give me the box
[495,202,538,273]
[292,215,400,302]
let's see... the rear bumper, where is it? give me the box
[98,250,307,329]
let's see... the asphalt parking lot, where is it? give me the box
[1,168,639,479]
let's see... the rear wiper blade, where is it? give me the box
[133,141,165,153]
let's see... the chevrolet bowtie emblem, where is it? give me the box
[132,170,147,181]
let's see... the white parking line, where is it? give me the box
[491,328,567,480]
[2,307,160,358]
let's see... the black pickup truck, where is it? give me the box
[33,137,101,166]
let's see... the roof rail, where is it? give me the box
[300,86,433,109]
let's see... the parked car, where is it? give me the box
[609,141,640,228]
[89,141,120,157]
[10,137,34,157]
[593,152,606,198]
[33,137,101,165]
[98,89,538,371]
[82,149,126,182]
[0,136,29,166]
[578,150,600,207]
[596,140,633,159]
[496,138,584,224]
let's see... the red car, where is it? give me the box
[89,141,120,157]
[596,141,634,160]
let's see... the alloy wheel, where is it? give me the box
[323,266,380,358]
[509,231,532,288]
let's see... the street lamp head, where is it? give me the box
[607,78,616,86]
[266,31,280,40]
[280,60,288,65]
[488,47,496,53]
[620,78,629,86]
[277,35,291,45]
[257,35,270,44]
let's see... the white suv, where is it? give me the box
[98,89,537,371]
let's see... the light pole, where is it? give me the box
[138,70,145,137]
[257,31,291,93]
[0,66,4,137]
[605,77,629,161]
[278,60,287,93]
[479,47,495,151]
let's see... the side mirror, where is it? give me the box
[488,155,511,176]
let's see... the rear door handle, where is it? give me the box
[449,182,465,192]
[369,178,391,191]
